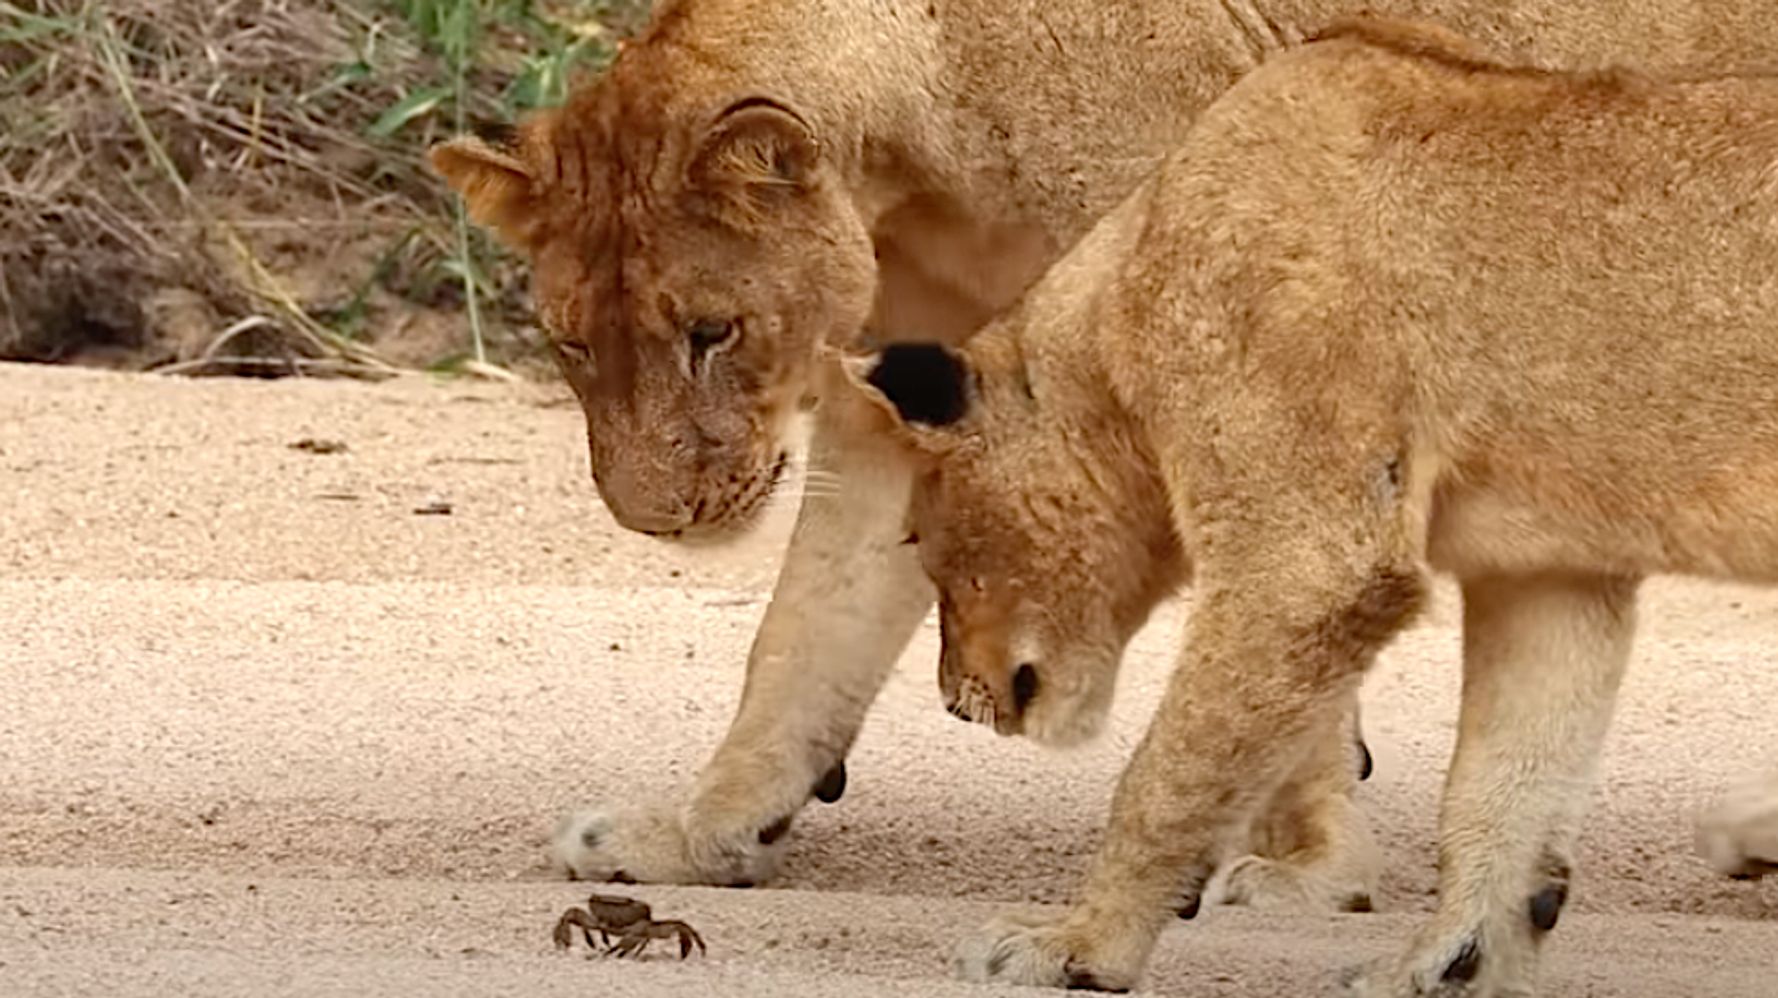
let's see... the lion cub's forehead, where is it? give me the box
[918,479,1043,571]
[534,54,703,226]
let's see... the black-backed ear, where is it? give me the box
[687,99,821,210]
[862,343,974,427]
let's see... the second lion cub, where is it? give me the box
[841,16,1778,998]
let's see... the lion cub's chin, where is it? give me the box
[1020,695,1113,750]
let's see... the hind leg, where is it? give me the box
[1211,697,1383,913]
[1349,572,1638,998]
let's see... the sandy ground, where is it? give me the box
[1,362,1773,997]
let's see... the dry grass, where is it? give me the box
[0,0,645,377]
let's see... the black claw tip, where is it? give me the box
[1440,938,1481,984]
[1357,739,1375,782]
[1529,883,1568,933]
[1729,859,1774,880]
[758,813,794,845]
[1064,968,1129,993]
[813,760,848,804]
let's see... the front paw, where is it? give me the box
[1695,773,1778,879]
[1208,854,1376,914]
[1341,957,1402,998]
[551,801,788,887]
[1341,933,1498,998]
[951,910,1147,992]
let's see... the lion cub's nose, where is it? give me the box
[1012,663,1039,714]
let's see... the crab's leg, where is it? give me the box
[661,921,706,959]
[608,925,648,959]
[552,908,601,951]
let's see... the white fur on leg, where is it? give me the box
[1356,575,1638,998]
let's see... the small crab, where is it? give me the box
[551,891,707,961]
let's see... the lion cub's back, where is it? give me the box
[1137,19,1778,582]
[1158,17,1778,367]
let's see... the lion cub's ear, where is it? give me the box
[837,343,976,450]
[429,133,543,251]
[688,99,821,211]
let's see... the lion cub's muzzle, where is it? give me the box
[941,656,1040,738]
[595,449,788,539]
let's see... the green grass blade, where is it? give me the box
[367,84,451,137]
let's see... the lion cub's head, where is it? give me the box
[430,24,877,539]
[843,338,1185,747]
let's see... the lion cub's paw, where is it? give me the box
[1208,854,1377,914]
[1342,956,1468,998]
[1341,930,1514,998]
[1341,957,1408,998]
[552,802,786,886]
[951,910,1144,992]
[1695,772,1778,880]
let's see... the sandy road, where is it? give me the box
[1,363,1772,996]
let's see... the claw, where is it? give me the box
[813,761,848,804]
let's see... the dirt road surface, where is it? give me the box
[2,363,1773,996]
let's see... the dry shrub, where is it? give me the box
[0,0,644,376]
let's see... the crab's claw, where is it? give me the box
[551,911,576,950]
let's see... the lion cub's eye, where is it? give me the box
[685,318,739,355]
[901,531,919,545]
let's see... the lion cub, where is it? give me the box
[841,16,1778,997]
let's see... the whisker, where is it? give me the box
[766,492,838,505]
[773,479,842,494]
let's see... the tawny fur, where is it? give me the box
[849,18,1778,995]
[431,0,1778,913]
